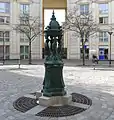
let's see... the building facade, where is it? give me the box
[0,0,114,60]
[67,0,114,60]
[0,0,42,60]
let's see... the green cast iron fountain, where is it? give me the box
[42,10,66,97]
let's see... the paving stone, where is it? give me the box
[107,118,114,120]
[0,65,114,120]
[102,103,108,108]
[58,117,67,120]
[49,117,58,120]
[6,116,15,120]
[110,115,114,118]
[76,116,87,120]
[0,109,6,116]
[40,117,50,120]
[26,105,46,114]
[0,116,9,120]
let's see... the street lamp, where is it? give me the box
[108,31,113,66]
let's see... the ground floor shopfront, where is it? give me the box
[0,43,112,61]
[0,0,114,60]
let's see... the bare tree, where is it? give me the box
[63,6,99,65]
[14,13,42,64]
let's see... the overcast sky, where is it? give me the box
[44,9,65,28]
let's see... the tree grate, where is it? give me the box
[36,105,86,117]
[13,92,92,117]
[13,96,38,113]
[71,93,92,106]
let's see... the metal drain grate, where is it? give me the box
[36,105,86,117]
[13,96,38,113]
[13,92,92,117]
[71,93,92,105]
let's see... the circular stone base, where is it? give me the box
[13,93,92,117]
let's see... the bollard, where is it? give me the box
[93,63,95,70]
[18,59,20,69]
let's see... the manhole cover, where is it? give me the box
[36,105,86,117]
[13,96,38,113]
[71,93,92,105]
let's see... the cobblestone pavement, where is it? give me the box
[1,65,114,120]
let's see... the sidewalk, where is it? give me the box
[1,59,114,67]
[1,65,114,120]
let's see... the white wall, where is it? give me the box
[10,0,20,59]
[67,0,80,59]
[30,0,42,59]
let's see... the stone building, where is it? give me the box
[0,0,114,60]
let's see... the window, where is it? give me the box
[20,16,29,25]
[99,17,108,24]
[80,4,89,14]
[0,31,10,42]
[0,45,9,59]
[99,3,108,14]
[20,33,28,42]
[20,46,29,59]
[99,32,108,42]
[20,4,29,14]
[0,16,10,24]
[5,45,9,59]
[0,2,10,13]
[80,18,88,24]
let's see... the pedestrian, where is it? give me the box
[92,55,98,70]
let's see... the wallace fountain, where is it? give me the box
[13,11,92,118]
[38,10,71,105]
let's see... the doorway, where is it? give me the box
[99,48,108,60]
[43,9,67,58]
[42,0,67,59]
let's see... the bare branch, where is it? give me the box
[62,4,99,65]
[63,7,99,40]
[13,13,42,42]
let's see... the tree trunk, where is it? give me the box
[29,40,32,64]
[82,39,85,66]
